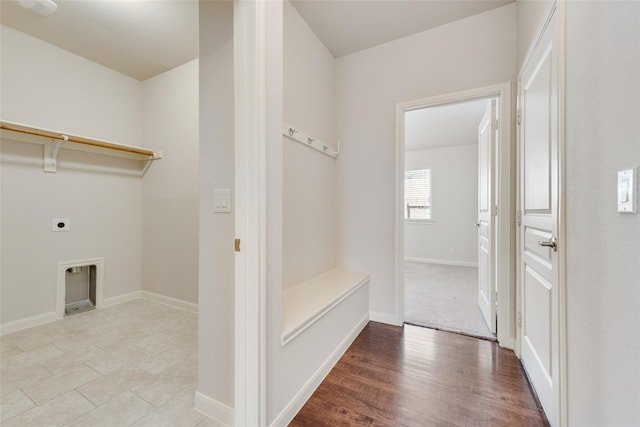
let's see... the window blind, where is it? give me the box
[404,169,431,220]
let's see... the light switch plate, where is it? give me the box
[214,189,231,213]
[617,167,637,213]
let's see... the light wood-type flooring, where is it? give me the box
[291,322,548,426]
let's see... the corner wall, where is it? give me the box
[516,1,640,423]
[404,145,478,265]
[564,2,640,425]
[197,0,235,415]
[335,4,516,319]
[266,2,370,424]
[142,59,199,304]
[1,26,144,326]
[282,1,336,287]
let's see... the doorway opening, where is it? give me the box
[402,97,496,340]
[395,83,514,348]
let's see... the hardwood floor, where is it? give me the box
[290,322,548,427]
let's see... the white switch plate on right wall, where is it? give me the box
[617,167,637,213]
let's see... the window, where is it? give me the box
[404,169,431,220]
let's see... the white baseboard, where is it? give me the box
[0,311,59,336]
[369,311,403,326]
[141,291,198,313]
[194,391,234,426]
[405,257,478,268]
[269,313,369,427]
[2,291,197,336]
[102,291,143,307]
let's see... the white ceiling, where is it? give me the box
[0,0,199,81]
[290,0,513,57]
[0,0,513,81]
[404,99,490,151]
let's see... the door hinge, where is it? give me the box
[516,209,522,226]
[492,205,498,217]
[235,238,241,252]
[517,311,523,328]
[517,109,522,126]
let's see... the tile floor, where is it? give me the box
[1,299,222,427]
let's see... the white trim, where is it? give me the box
[234,0,268,425]
[269,314,369,427]
[140,291,198,313]
[395,82,514,346]
[556,2,568,425]
[56,258,104,319]
[0,291,196,336]
[194,391,234,427]
[0,311,58,336]
[282,270,369,345]
[2,291,137,335]
[516,2,567,425]
[404,257,478,268]
[404,220,434,225]
[495,83,514,349]
[369,311,402,326]
[102,291,143,308]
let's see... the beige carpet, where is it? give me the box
[404,262,495,340]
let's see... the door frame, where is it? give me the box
[515,2,567,425]
[394,82,515,347]
[234,0,267,425]
[477,98,498,334]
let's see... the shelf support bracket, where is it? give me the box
[140,150,163,176]
[43,135,66,173]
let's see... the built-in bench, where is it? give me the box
[282,269,370,345]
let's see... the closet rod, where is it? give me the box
[0,121,156,157]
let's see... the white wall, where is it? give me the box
[283,1,336,287]
[0,26,144,325]
[142,59,199,304]
[335,4,516,319]
[266,2,369,424]
[197,0,235,411]
[404,144,478,265]
[563,2,640,425]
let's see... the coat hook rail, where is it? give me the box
[282,122,339,159]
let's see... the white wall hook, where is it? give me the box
[282,122,340,159]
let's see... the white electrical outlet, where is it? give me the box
[52,218,70,231]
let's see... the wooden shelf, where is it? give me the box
[0,120,162,172]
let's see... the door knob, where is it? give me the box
[474,223,480,228]
[538,237,558,252]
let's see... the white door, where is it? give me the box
[518,8,561,427]
[477,99,497,334]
